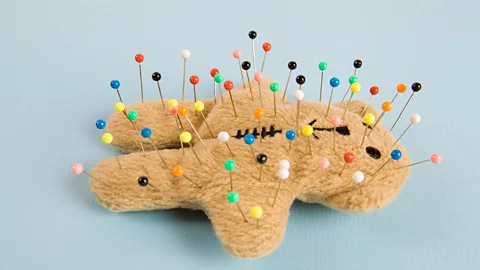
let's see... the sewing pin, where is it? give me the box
[151,72,165,108]
[360,85,380,116]
[141,127,168,168]
[326,77,340,117]
[296,75,306,90]
[134,53,145,102]
[189,75,200,114]
[233,50,246,88]
[390,82,422,132]
[227,191,248,223]
[285,129,297,151]
[167,105,185,154]
[256,153,267,181]
[253,107,264,143]
[339,152,355,176]
[214,74,225,104]
[173,165,201,188]
[218,131,234,157]
[181,49,191,100]
[340,75,358,105]
[242,61,254,101]
[368,101,392,136]
[243,134,256,160]
[301,125,314,155]
[110,80,123,102]
[96,119,106,133]
[270,82,280,117]
[180,131,202,165]
[178,106,207,150]
[72,163,97,180]
[194,101,214,138]
[282,61,297,101]
[360,113,376,148]
[137,176,161,192]
[273,167,289,207]
[127,110,146,156]
[293,89,304,133]
[391,83,407,104]
[224,80,238,117]
[372,149,402,177]
[254,72,264,107]
[393,114,421,146]
[261,42,271,72]
[210,68,220,104]
[318,61,328,102]
[250,206,263,229]
[101,133,123,169]
[398,153,442,169]
[248,30,257,72]
[342,82,361,120]
[224,159,236,191]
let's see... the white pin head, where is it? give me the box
[217,131,230,142]
[181,49,191,59]
[277,168,290,180]
[410,114,421,124]
[279,160,290,170]
[352,171,365,183]
[293,90,304,101]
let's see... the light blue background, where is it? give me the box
[1,0,478,269]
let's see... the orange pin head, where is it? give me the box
[173,165,185,177]
[254,107,264,119]
[397,84,407,93]
[178,106,188,116]
[382,101,392,112]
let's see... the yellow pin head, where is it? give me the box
[351,82,361,93]
[114,102,125,112]
[102,133,113,144]
[168,99,179,108]
[301,125,313,136]
[363,113,376,125]
[250,206,263,219]
[194,101,205,112]
[180,131,192,143]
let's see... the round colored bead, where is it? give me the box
[254,72,263,82]
[127,110,138,121]
[301,125,313,136]
[180,131,192,143]
[430,153,442,164]
[391,149,402,160]
[214,74,224,83]
[330,115,341,127]
[285,129,296,140]
[250,206,263,219]
[168,106,178,116]
[224,159,236,171]
[189,75,199,85]
[141,127,152,138]
[353,59,362,69]
[352,171,365,183]
[288,61,297,70]
[262,42,271,52]
[178,106,188,116]
[363,113,376,125]
[278,160,290,170]
[168,99,179,108]
[135,53,144,63]
[277,168,289,180]
[138,176,148,186]
[318,61,328,71]
[370,86,380,95]
[382,101,392,112]
[248,30,257,39]
[348,76,358,85]
[114,102,125,112]
[71,163,83,174]
[397,84,407,93]
[194,101,204,112]
[296,75,306,85]
[152,72,161,81]
[329,77,340,87]
[96,119,106,130]
[412,82,422,92]
[233,50,242,59]
[227,191,240,203]
[254,108,264,119]
[256,153,267,164]
[181,49,191,59]
[293,90,304,101]
[351,82,361,93]
[242,61,251,71]
[110,80,120,89]
[217,131,230,142]
[173,165,185,177]
[210,68,220,78]
[224,80,234,91]
[410,114,421,124]
[344,152,355,163]
[244,134,255,145]
[102,133,113,144]
[270,82,280,92]
[318,158,330,169]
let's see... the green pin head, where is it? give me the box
[127,110,138,121]
[349,75,358,85]
[318,61,328,71]
[270,82,280,92]
[224,159,236,171]
[227,191,240,203]
[214,74,224,84]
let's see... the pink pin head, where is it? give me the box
[254,72,263,82]
[330,115,341,127]
[233,50,242,59]
[168,106,179,116]
[72,163,84,175]
[318,158,330,169]
[430,153,442,164]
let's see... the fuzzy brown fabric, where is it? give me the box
[89,78,411,258]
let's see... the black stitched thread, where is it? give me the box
[308,119,351,140]
[235,125,283,139]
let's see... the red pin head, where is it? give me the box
[135,53,144,63]
[254,72,263,82]
[168,106,178,116]
[430,153,442,164]
[72,163,83,174]
[262,42,272,52]
[370,86,380,95]
[210,68,219,78]
[224,80,234,91]
[344,152,355,163]
[189,75,199,85]
[233,50,242,59]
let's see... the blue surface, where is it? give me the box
[1,0,478,269]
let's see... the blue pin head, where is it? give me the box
[391,149,402,160]
[141,127,152,138]
[329,77,340,88]
[96,119,106,130]
[285,129,297,141]
[110,80,120,89]
[244,134,255,145]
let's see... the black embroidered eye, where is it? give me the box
[366,146,381,159]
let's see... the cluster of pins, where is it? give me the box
[72,30,442,228]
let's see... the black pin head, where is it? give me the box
[138,176,149,187]
[353,59,363,69]
[411,82,422,92]
[152,72,161,81]
[296,75,306,85]
[248,30,257,39]
[256,153,267,164]
[242,61,251,71]
[288,61,297,70]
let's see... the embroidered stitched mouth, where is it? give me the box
[234,125,283,139]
